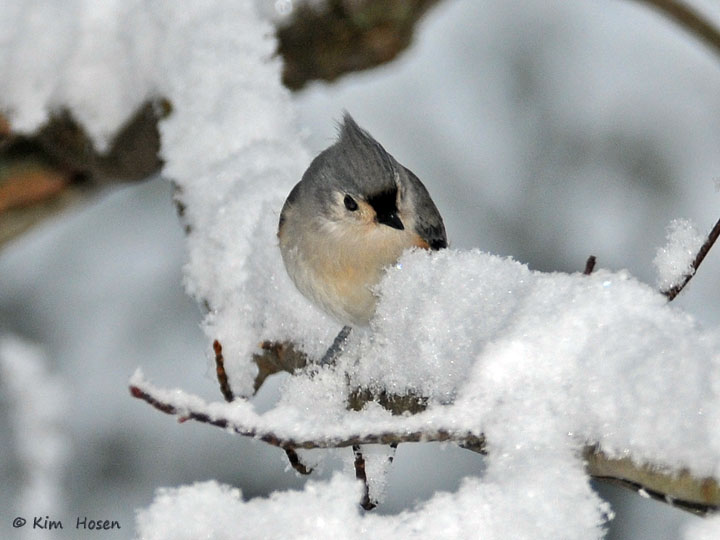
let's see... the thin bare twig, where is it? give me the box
[583,255,597,275]
[213,340,235,403]
[319,325,352,366]
[662,216,720,301]
[631,0,720,60]
[284,447,313,475]
[214,339,314,475]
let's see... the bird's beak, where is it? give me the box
[377,211,404,231]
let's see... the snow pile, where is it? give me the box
[131,248,720,538]
[654,218,705,292]
[350,249,720,476]
[0,337,69,523]
[150,2,328,398]
[0,0,161,150]
[136,473,607,540]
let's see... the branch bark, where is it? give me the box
[631,0,720,59]
[129,382,486,450]
[277,0,441,90]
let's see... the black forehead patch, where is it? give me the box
[366,189,398,216]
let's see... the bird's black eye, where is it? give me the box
[344,195,358,211]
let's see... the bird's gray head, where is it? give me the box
[281,113,447,250]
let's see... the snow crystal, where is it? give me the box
[654,218,705,292]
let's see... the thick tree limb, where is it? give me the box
[4,0,720,249]
[0,101,169,248]
[0,2,442,248]
[277,0,441,90]
[585,447,720,516]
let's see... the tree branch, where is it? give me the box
[583,255,597,275]
[584,446,720,516]
[129,383,487,452]
[1,2,444,248]
[277,0,442,90]
[630,0,720,59]
[213,340,235,403]
[352,444,377,510]
[129,380,720,515]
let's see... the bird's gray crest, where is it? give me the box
[320,113,400,197]
[285,113,447,250]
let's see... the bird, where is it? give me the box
[278,113,447,360]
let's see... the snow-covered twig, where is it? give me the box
[352,444,376,510]
[662,216,720,301]
[128,383,487,452]
[129,375,720,515]
[214,339,314,475]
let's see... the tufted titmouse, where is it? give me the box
[278,113,447,330]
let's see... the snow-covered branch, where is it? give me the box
[130,367,720,515]
[129,373,486,453]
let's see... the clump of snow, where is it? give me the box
[135,472,609,540]
[131,243,720,537]
[653,218,705,292]
[135,476,363,540]
[0,336,69,520]
[152,2,341,398]
[353,249,532,402]
[354,249,720,477]
[0,0,160,150]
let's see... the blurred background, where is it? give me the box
[1,0,720,538]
